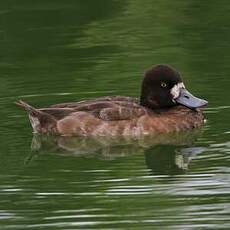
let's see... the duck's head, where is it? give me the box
[140,64,208,110]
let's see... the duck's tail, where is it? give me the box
[15,100,57,134]
[15,100,40,116]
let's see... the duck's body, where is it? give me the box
[16,96,205,136]
[16,65,207,136]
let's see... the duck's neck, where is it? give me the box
[140,92,160,110]
[140,93,178,112]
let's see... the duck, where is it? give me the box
[16,64,208,137]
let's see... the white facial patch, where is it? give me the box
[170,82,185,99]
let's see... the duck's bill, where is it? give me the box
[175,88,208,109]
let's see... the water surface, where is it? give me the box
[1,0,230,229]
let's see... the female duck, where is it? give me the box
[16,64,208,136]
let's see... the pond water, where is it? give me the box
[0,0,230,229]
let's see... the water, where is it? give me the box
[1,0,230,229]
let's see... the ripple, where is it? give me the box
[0,211,18,220]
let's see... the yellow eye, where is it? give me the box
[161,82,167,88]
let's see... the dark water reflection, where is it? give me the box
[1,0,230,229]
[29,130,202,175]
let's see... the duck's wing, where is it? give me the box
[39,107,76,119]
[41,104,146,121]
[49,96,139,109]
[95,106,147,121]
[41,96,145,121]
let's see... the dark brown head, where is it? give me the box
[140,64,208,110]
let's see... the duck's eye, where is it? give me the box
[161,82,167,88]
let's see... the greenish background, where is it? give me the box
[0,0,230,229]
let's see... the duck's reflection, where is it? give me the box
[145,145,206,175]
[30,130,206,174]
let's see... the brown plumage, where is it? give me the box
[16,65,208,137]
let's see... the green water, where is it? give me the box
[1,0,230,229]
